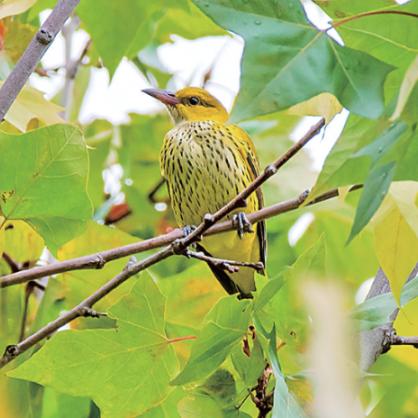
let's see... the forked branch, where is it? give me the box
[0,118,325,368]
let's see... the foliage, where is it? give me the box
[0,1,417,417]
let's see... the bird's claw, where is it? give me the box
[232,212,253,239]
[182,225,197,238]
[175,225,199,253]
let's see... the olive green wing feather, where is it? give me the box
[228,125,267,270]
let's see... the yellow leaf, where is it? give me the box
[3,220,44,262]
[391,298,418,371]
[0,83,64,132]
[4,19,37,63]
[373,182,418,303]
[391,55,418,121]
[0,0,36,19]
[338,185,351,203]
[287,92,343,123]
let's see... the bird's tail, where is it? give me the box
[196,244,255,299]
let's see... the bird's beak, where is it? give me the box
[142,88,180,106]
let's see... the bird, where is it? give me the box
[143,86,266,298]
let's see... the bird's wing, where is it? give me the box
[228,125,267,269]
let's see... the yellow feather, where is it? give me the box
[150,86,266,296]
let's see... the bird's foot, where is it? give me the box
[182,225,197,238]
[172,225,199,254]
[232,212,253,239]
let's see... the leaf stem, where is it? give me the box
[167,335,197,344]
[328,10,418,32]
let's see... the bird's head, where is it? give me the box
[142,86,228,125]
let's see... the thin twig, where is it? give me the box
[0,184,362,288]
[328,10,418,32]
[0,247,173,368]
[0,119,325,367]
[185,250,264,274]
[0,0,80,121]
[19,281,45,342]
[61,15,79,119]
[176,118,326,250]
[148,177,167,204]
[2,253,20,273]
[389,334,418,348]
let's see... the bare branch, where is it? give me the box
[0,247,173,368]
[185,250,264,273]
[389,334,418,348]
[0,119,328,288]
[1,186,359,288]
[0,184,363,288]
[176,118,326,249]
[0,0,80,122]
[0,118,326,367]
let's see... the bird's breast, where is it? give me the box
[160,121,253,226]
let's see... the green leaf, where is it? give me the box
[77,0,187,75]
[296,210,379,283]
[364,356,418,417]
[56,221,138,313]
[352,274,418,330]
[9,276,179,418]
[119,114,171,230]
[154,0,226,43]
[84,120,112,210]
[316,0,418,100]
[193,0,394,122]
[231,335,265,388]
[141,388,186,418]
[172,296,252,385]
[177,393,223,418]
[309,116,415,203]
[343,120,411,241]
[254,277,285,313]
[41,388,90,418]
[199,369,237,407]
[0,124,92,251]
[348,162,395,241]
[268,326,307,418]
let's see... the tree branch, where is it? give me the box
[176,118,326,249]
[0,118,325,367]
[0,247,173,368]
[0,183,362,288]
[0,0,80,121]
[359,264,418,370]
[388,334,418,348]
[185,250,265,274]
[1,118,330,288]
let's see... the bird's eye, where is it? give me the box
[189,96,200,105]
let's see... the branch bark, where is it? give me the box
[359,264,418,371]
[0,183,361,288]
[0,118,325,368]
[1,118,330,288]
[0,0,80,121]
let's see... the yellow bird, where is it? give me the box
[143,87,266,298]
